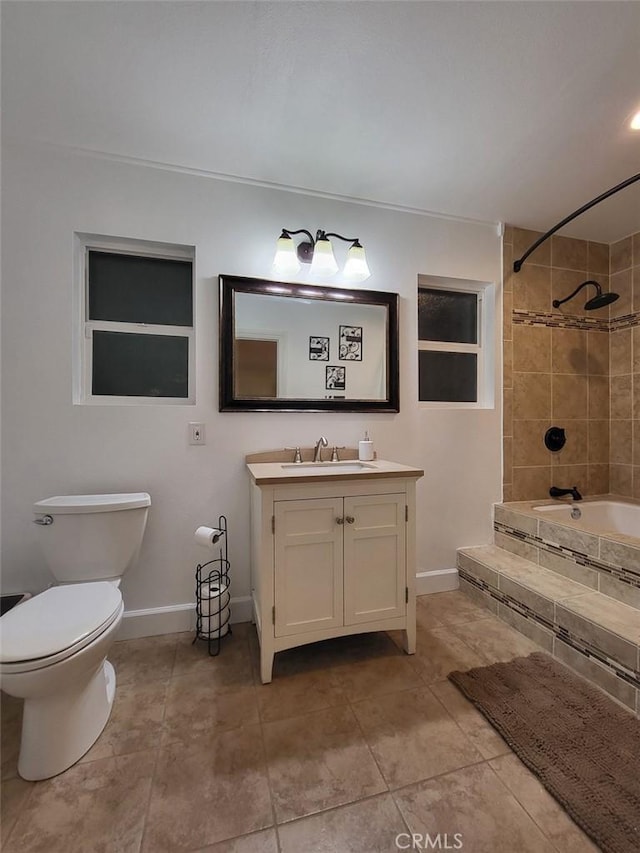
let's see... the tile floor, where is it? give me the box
[1,591,602,852]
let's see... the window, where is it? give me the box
[417,275,494,407]
[75,235,195,404]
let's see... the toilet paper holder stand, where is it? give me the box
[194,514,231,657]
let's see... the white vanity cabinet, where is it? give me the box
[247,460,423,684]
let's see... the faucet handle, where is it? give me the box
[285,446,302,463]
[331,446,345,462]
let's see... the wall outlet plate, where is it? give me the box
[189,422,206,445]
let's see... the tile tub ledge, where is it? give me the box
[497,494,640,549]
[457,493,640,716]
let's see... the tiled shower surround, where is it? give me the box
[503,226,640,501]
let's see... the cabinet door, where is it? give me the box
[343,493,406,625]
[274,498,344,637]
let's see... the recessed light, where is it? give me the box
[631,110,640,130]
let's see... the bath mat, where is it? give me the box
[448,652,640,853]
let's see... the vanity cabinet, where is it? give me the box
[275,493,406,636]
[247,462,422,684]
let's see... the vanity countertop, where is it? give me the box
[246,457,424,486]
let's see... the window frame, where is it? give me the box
[417,274,495,409]
[74,234,196,406]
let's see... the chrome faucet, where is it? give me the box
[313,436,329,462]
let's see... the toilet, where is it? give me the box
[0,492,150,780]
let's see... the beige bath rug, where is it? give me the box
[449,652,640,853]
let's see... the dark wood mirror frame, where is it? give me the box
[219,274,399,412]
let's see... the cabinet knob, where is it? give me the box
[345,516,355,524]
[336,517,344,525]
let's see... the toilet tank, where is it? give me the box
[33,493,151,583]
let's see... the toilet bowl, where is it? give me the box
[0,492,150,780]
[1,583,124,779]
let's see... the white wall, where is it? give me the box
[1,143,502,631]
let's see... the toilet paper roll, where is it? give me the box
[199,584,230,616]
[194,525,224,548]
[201,614,230,638]
[199,582,231,637]
[200,581,229,597]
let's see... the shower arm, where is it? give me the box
[552,279,599,308]
[513,172,640,273]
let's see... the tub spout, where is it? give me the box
[549,486,582,501]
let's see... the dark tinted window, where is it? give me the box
[92,331,189,398]
[418,288,477,344]
[418,351,477,402]
[88,251,192,326]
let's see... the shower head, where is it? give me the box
[553,280,619,312]
[584,290,619,310]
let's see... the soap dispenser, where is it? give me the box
[358,431,374,461]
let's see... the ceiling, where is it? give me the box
[2,1,639,242]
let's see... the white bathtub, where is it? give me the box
[533,500,640,538]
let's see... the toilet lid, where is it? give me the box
[0,582,122,663]
[34,492,151,514]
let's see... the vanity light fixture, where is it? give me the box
[273,228,371,281]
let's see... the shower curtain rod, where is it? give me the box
[513,172,640,273]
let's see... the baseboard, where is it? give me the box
[115,595,253,641]
[416,568,459,596]
[116,573,458,640]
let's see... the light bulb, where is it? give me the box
[631,110,640,130]
[343,243,371,281]
[309,238,338,276]
[272,235,301,275]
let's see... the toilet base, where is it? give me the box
[18,659,116,781]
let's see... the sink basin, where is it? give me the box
[281,461,376,474]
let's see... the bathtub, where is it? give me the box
[532,500,640,538]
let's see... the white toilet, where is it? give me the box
[0,492,150,780]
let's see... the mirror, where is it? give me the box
[219,275,399,412]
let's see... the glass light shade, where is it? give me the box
[309,238,338,276]
[273,235,301,275]
[343,244,371,281]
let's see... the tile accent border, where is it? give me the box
[494,520,640,591]
[512,308,640,332]
[458,569,640,706]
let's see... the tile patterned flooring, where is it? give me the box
[1,591,602,852]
